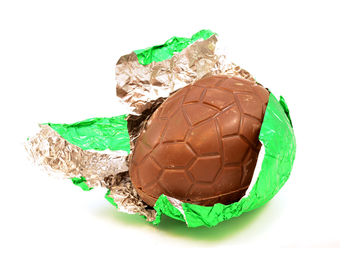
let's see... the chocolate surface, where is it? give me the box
[129,76,270,206]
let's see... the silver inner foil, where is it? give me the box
[25,125,129,188]
[26,125,156,221]
[116,34,254,115]
[104,172,156,221]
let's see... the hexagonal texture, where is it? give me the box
[215,166,242,193]
[219,77,252,92]
[159,95,181,119]
[183,103,217,125]
[142,183,164,197]
[159,170,192,199]
[131,141,151,165]
[240,116,262,145]
[203,88,235,110]
[183,85,204,104]
[216,105,240,137]
[162,111,189,142]
[186,183,219,202]
[137,157,162,187]
[152,143,195,168]
[189,155,221,182]
[130,75,269,206]
[187,120,220,155]
[237,93,263,120]
[222,136,250,164]
[142,118,167,147]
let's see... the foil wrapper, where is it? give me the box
[116,34,255,115]
[25,125,129,188]
[105,172,156,221]
[26,124,156,220]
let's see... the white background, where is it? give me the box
[0,0,348,279]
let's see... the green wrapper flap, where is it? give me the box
[153,195,186,224]
[47,115,130,152]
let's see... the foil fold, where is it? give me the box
[26,125,157,220]
[26,125,129,188]
[105,172,156,221]
[116,35,255,115]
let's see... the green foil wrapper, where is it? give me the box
[47,115,130,152]
[134,29,215,65]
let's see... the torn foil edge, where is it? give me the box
[105,172,156,221]
[25,124,129,187]
[116,34,255,115]
[25,124,157,220]
[166,196,188,225]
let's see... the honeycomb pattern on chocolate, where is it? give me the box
[129,76,270,206]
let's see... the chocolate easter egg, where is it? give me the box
[129,75,270,207]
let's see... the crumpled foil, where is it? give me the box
[105,172,156,221]
[116,34,255,115]
[26,124,156,220]
[25,125,129,188]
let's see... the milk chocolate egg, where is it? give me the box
[129,75,270,207]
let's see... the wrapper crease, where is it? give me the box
[46,115,130,152]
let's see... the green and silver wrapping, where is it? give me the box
[26,30,296,227]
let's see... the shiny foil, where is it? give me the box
[116,35,255,115]
[26,125,157,220]
[105,172,156,221]
[25,125,129,188]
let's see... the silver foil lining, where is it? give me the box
[105,172,156,221]
[25,125,129,188]
[116,35,255,115]
[26,125,156,221]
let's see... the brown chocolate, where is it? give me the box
[129,76,270,207]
